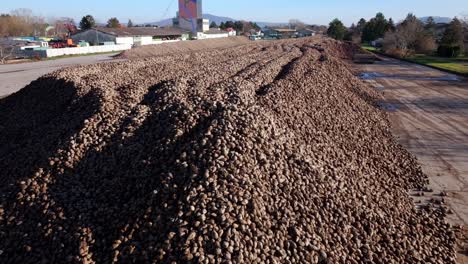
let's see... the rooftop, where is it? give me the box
[272,28,297,33]
[203,29,229,35]
[80,27,189,37]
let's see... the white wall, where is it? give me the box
[197,32,229,39]
[118,36,177,46]
[140,36,153,46]
[116,37,134,45]
[202,19,210,32]
[22,44,132,58]
[148,40,181,46]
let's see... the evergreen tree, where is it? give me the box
[356,18,366,33]
[439,18,465,56]
[234,21,244,32]
[222,21,235,30]
[127,19,134,28]
[374,12,388,36]
[210,21,218,28]
[327,18,346,40]
[79,15,96,30]
[424,16,437,37]
[250,22,260,31]
[387,18,396,32]
[344,24,355,41]
[425,16,435,28]
[362,13,390,42]
[107,17,120,28]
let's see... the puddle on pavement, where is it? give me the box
[373,84,385,91]
[362,79,385,90]
[359,72,460,82]
[378,102,398,112]
[360,72,385,80]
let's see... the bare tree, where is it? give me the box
[50,17,77,38]
[461,13,468,25]
[463,14,468,47]
[1,9,46,37]
[382,13,426,57]
[11,8,33,24]
[0,15,9,36]
[0,43,15,64]
[289,19,306,30]
[0,14,30,36]
[416,35,437,53]
[31,16,46,36]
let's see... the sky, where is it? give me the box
[0,0,467,26]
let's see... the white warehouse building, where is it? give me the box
[71,27,190,46]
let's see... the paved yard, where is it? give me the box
[0,54,122,98]
[358,56,468,226]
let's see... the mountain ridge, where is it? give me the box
[419,16,452,24]
[144,13,287,28]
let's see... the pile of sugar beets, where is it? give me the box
[0,37,456,263]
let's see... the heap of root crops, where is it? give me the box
[117,36,251,59]
[0,37,456,263]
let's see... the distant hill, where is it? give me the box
[419,16,452,24]
[146,18,172,27]
[203,14,236,25]
[255,22,288,28]
[146,14,287,28]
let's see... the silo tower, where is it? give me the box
[176,0,209,33]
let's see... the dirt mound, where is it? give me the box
[0,38,456,263]
[118,36,251,59]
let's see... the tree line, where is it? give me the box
[209,20,261,34]
[0,9,139,39]
[79,16,132,29]
[327,13,466,58]
[0,9,76,37]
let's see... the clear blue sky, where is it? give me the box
[1,0,467,26]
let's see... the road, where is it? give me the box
[357,56,468,227]
[0,53,122,98]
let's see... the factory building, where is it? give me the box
[173,0,209,33]
[173,0,233,39]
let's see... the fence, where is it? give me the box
[21,44,132,58]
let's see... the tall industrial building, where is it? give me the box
[173,0,209,33]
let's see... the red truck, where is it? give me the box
[48,39,77,49]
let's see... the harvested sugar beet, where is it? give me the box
[0,37,456,263]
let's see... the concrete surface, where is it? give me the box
[357,56,468,226]
[0,53,123,98]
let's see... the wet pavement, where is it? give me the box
[357,56,468,227]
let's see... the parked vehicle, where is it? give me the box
[48,39,77,49]
[48,40,66,49]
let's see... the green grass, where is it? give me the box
[406,54,468,75]
[359,42,468,75]
[361,43,378,52]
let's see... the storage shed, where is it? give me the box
[196,29,230,39]
[71,27,189,46]
[296,28,316,38]
[262,28,297,39]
